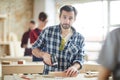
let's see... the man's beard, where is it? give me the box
[61,24,71,29]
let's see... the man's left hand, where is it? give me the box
[65,66,79,77]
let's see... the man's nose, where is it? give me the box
[65,19,70,24]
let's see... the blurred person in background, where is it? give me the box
[21,20,36,56]
[98,28,120,80]
[30,12,48,61]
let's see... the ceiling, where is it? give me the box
[55,0,102,5]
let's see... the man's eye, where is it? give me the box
[69,17,73,20]
[63,16,67,19]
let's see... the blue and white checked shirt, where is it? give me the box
[32,25,85,74]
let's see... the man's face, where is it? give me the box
[38,19,48,27]
[29,23,35,29]
[59,10,75,29]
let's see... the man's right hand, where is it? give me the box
[32,48,53,66]
[42,52,53,66]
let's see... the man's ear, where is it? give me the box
[59,15,61,20]
[59,14,61,18]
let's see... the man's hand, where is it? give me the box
[32,48,53,66]
[23,44,27,48]
[65,66,79,77]
[42,52,53,66]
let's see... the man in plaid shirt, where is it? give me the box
[32,5,85,77]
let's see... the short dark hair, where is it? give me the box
[60,5,77,17]
[38,12,48,22]
[30,20,35,24]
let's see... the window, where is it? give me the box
[109,0,120,31]
[72,1,106,61]
[110,1,120,25]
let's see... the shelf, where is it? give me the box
[0,14,7,19]
[0,44,10,56]
[0,42,9,45]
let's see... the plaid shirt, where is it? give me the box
[32,25,85,74]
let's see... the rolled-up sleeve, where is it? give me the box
[72,34,85,69]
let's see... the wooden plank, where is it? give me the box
[2,62,44,80]
[0,56,32,62]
